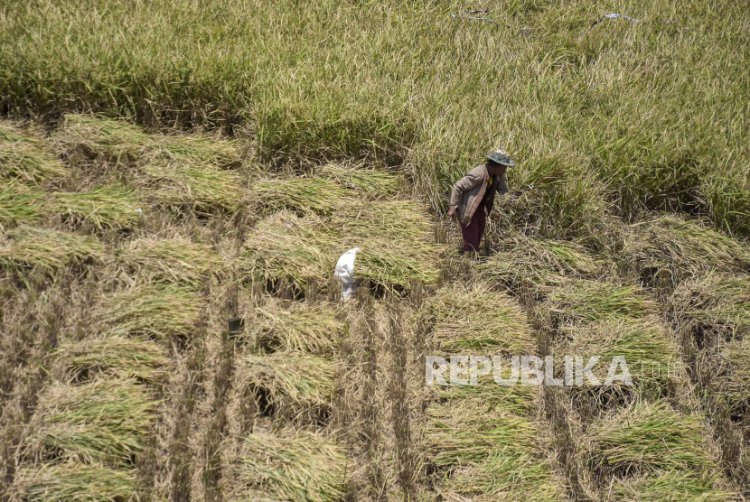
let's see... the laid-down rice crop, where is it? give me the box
[115,236,223,287]
[249,177,350,217]
[26,378,159,466]
[229,430,347,502]
[539,278,655,329]
[318,164,402,196]
[705,337,750,416]
[246,300,344,354]
[587,401,716,476]
[0,225,105,274]
[51,184,141,230]
[559,317,682,402]
[607,470,733,502]
[418,283,537,354]
[623,215,750,290]
[0,182,45,227]
[425,398,564,501]
[14,463,137,502]
[95,283,203,341]
[0,122,68,184]
[54,334,170,385]
[236,352,336,421]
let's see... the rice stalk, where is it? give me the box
[116,236,223,286]
[607,470,733,501]
[96,283,203,341]
[52,114,152,163]
[588,401,715,475]
[318,164,402,196]
[0,182,45,226]
[0,122,68,183]
[231,430,347,502]
[237,352,336,420]
[0,225,105,274]
[27,378,159,466]
[249,177,351,216]
[247,300,344,353]
[15,463,137,502]
[54,334,170,385]
[50,184,141,230]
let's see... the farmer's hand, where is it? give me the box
[447,206,458,220]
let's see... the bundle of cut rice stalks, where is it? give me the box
[245,300,344,353]
[236,352,336,422]
[229,430,347,502]
[95,283,203,341]
[606,470,733,502]
[425,399,565,501]
[671,273,750,345]
[54,334,170,385]
[0,122,69,184]
[558,317,685,406]
[538,278,655,332]
[318,164,402,196]
[704,337,750,416]
[623,215,750,291]
[249,177,351,217]
[419,283,537,354]
[0,182,45,227]
[0,226,104,274]
[115,236,223,287]
[587,401,719,477]
[140,162,243,213]
[477,233,606,300]
[50,184,142,230]
[26,378,159,466]
[13,463,137,502]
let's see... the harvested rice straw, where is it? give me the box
[249,177,351,216]
[318,164,402,196]
[246,300,344,353]
[95,283,203,341]
[54,334,170,385]
[0,225,105,274]
[116,236,223,287]
[0,182,44,226]
[606,470,734,501]
[0,122,68,183]
[26,378,159,466]
[52,114,153,163]
[50,184,141,230]
[14,463,137,502]
[419,283,537,354]
[236,352,336,420]
[230,430,347,502]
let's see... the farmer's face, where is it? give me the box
[488,163,506,176]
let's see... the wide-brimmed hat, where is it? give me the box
[486,149,516,167]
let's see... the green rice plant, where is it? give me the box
[588,401,715,475]
[0,226,105,274]
[608,470,733,502]
[671,273,750,343]
[52,114,153,163]
[704,170,750,237]
[249,177,351,217]
[0,182,45,226]
[15,463,137,502]
[96,283,203,341]
[141,161,243,213]
[237,352,336,420]
[623,215,750,291]
[560,317,682,401]
[0,122,68,183]
[247,300,344,353]
[231,430,347,502]
[26,378,159,466]
[54,334,170,385]
[318,164,402,196]
[540,278,655,329]
[419,283,537,354]
[50,184,141,230]
[116,236,223,286]
[441,451,566,502]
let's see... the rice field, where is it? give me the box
[1,1,749,500]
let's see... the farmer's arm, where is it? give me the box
[448,172,482,216]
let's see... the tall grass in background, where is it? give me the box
[0,0,748,236]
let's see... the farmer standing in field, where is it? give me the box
[448,150,515,254]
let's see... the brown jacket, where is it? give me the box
[449,164,509,225]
